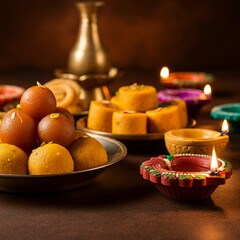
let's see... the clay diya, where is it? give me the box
[159,67,214,89]
[157,87,212,117]
[140,153,232,201]
[211,103,240,133]
[0,85,24,110]
[164,128,229,156]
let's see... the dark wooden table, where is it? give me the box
[0,69,240,240]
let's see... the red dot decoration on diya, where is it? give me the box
[140,153,232,201]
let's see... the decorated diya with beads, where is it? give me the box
[140,153,232,201]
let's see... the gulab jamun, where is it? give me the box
[38,113,75,147]
[20,85,56,121]
[0,108,37,149]
[55,107,75,125]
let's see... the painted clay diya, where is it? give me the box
[140,154,232,201]
[211,103,240,132]
[164,128,229,156]
[160,72,214,89]
[0,85,24,110]
[157,88,212,117]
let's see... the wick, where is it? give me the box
[210,170,220,176]
[221,131,229,136]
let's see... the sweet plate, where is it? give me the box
[0,134,127,194]
[77,116,196,151]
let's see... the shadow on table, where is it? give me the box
[0,157,227,214]
[0,157,159,207]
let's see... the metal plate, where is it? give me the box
[77,116,196,141]
[77,117,196,152]
[0,134,127,194]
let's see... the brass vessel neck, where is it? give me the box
[76,1,104,23]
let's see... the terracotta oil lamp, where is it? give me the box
[164,120,229,156]
[211,103,240,133]
[159,67,214,89]
[157,84,212,117]
[140,149,232,201]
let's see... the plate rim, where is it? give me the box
[0,133,127,179]
[77,116,196,141]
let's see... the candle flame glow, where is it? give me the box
[211,147,218,171]
[160,67,169,79]
[204,84,212,95]
[222,119,229,132]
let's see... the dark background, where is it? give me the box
[0,0,240,72]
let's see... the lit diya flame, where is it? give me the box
[221,119,229,135]
[210,147,218,173]
[160,66,169,79]
[204,84,212,95]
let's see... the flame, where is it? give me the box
[160,67,169,79]
[204,84,212,95]
[222,119,229,132]
[210,147,218,171]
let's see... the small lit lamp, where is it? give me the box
[140,152,233,201]
[211,103,240,133]
[157,83,212,117]
[159,67,214,89]
[164,122,229,156]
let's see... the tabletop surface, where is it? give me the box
[0,69,240,240]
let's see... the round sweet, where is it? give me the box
[38,113,75,147]
[87,100,119,132]
[20,85,56,121]
[28,143,74,175]
[74,130,89,140]
[118,84,158,111]
[55,107,75,125]
[0,143,28,174]
[68,136,107,171]
[112,111,147,134]
[0,109,37,149]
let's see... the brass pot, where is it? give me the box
[68,1,111,76]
